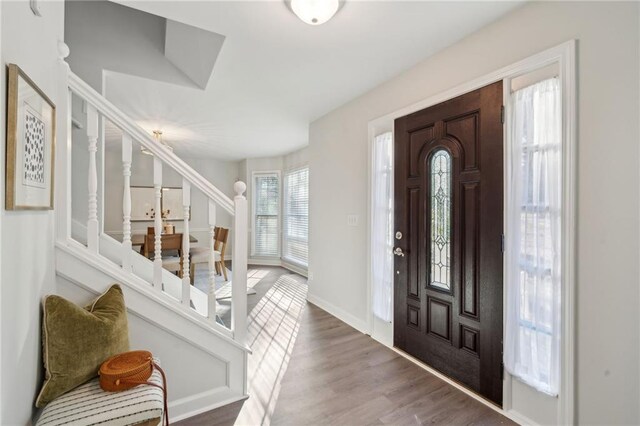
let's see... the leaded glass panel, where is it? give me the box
[430,150,451,290]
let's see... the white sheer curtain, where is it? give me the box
[371,132,394,322]
[505,77,561,396]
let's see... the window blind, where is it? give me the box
[253,173,279,257]
[283,167,309,267]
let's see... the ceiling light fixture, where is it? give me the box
[290,0,340,25]
[142,130,173,155]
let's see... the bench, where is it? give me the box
[35,359,164,426]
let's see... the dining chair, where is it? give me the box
[143,230,185,277]
[190,227,229,284]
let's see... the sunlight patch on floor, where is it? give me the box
[234,274,308,426]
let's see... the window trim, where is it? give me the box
[251,170,281,258]
[504,75,562,396]
[501,46,576,423]
[282,164,309,268]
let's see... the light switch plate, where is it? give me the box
[347,214,359,226]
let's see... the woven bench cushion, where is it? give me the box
[35,359,164,426]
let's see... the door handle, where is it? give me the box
[393,247,405,257]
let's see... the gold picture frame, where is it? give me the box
[6,64,56,210]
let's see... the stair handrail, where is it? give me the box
[67,71,234,215]
[65,70,248,346]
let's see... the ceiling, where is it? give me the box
[103,1,523,160]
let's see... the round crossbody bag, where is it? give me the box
[99,350,169,425]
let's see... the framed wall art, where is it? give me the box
[130,186,156,221]
[6,64,56,210]
[130,186,187,222]
[160,187,185,221]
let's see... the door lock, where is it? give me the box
[395,231,403,240]
[393,247,405,257]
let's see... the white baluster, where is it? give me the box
[181,179,191,307]
[121,134,132,272]
[208,200,217,324]
[232,181,248,345]
[86,104,99,252]
[153,158,163,289]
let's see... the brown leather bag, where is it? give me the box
[99,350,169,425]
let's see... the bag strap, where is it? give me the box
[117,361,169,426]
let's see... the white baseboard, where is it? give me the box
[248,257,282,267]
[281,260,308,277]
[248,257,308,277]
[306,293,369,334]
[502,408,538,426]
[169,387,247,423]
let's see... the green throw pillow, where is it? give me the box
[36,284,130,407]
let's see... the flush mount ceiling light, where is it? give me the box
[290,0,340,25]
[142,130,173,155]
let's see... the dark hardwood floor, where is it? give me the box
[178,273,514,426]
[271,305,513,425]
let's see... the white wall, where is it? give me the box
[308,2,639,425]
[0,1,65,424]
[283,147,309,172]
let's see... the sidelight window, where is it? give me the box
[504,76,561,396]
[371,132,394,322]
[430,150,452,290]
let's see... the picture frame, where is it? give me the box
[6,64,56,210]
[160,187,185,221]
[130,186,156,222]
[130,186,188,222]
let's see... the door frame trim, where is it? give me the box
[366,40,576,425]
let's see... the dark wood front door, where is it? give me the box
[393,81,504,405]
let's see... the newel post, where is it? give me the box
[231,181,248,345]
[56,40,72,243]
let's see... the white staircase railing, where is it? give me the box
[59,70,248,346]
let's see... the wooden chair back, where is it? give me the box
[213,226,221,248]
[215,228,229,259]
[143,231,183,258]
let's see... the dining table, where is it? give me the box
[130,232,198,256]
[130,233,198,247]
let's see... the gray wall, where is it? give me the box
[65,0,195,92]
[0,1,66,424]
[308,1,639,424]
